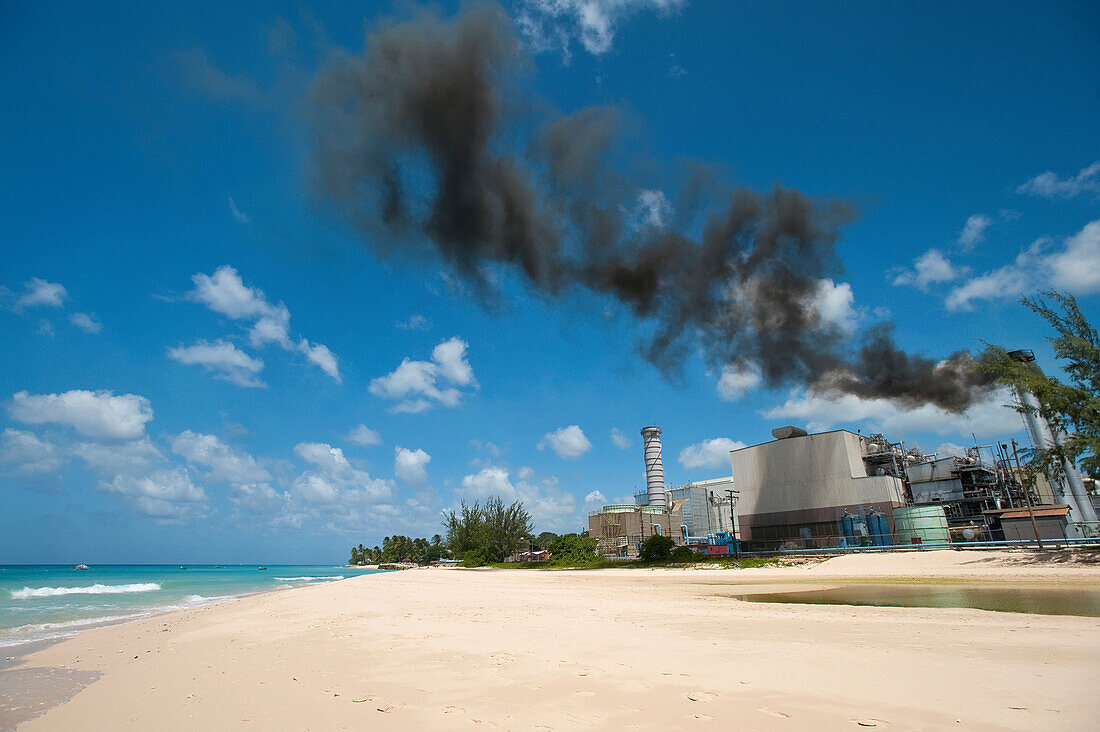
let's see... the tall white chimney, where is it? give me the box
[641,426,666,508]
[1009,349,1098,524]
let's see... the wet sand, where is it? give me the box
[8,550,1100,730]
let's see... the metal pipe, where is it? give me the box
[1016,388,1097,523]
[1008,350,1098,524]
[1010,440,1044,549]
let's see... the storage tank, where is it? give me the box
[892,505,949,545]
[867,512,892,546]
[640,426,666,508]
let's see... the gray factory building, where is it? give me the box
[729,428,908,546]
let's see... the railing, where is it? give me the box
[736,532,1100,556]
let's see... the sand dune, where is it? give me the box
[10,550,1100,730]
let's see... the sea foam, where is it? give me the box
[273,576,344,582]
[10,582,162,599]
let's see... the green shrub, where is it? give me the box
[460,549,490,568]
[669,545,697,562]
[548,535,600,566]
[638,534,675,563]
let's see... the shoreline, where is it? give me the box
[0,566,375,654]
[6,550,1100,729]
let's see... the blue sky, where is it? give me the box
[2,1,1098,563]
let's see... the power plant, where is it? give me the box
[588,354,1100,556]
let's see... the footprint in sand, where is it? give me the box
[688,713,715,722]
[757,708,791,719]
[443,705,465,714]
[687,691,719,702]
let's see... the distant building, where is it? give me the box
[990,505,1072,541]
[588,504,684,559]
[667,478,738,541]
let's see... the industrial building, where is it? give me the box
[589,503,684,558]
[725,424,1085,549]
[590,349,1098,555]
[729,428,909,547]
[589,426,687,558]
[667,478,738,541]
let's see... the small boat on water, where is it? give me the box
[74,564,89,570]
[257,566,267,571]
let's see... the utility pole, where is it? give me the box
[1009,440,1044,550]
[725,489,740,559]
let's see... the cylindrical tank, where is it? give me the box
[867,512,891,546]
[892,505,949,545]
[640,426,666,508]
[840,514,857,542]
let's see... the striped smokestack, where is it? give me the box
[641,426,666,508]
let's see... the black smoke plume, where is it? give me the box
[308,2,994,413]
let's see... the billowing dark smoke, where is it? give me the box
[308,2,994,413]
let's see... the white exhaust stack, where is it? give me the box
[641,426,666,508]
[1009,349,1098,524]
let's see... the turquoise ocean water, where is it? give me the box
[0,565,381,649]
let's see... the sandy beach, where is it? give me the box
[5,550,1100,730]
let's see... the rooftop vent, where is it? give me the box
[771,426,808,440]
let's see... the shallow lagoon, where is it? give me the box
[735,583,1100,617]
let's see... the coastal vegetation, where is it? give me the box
[981,290,1100,477]
[444,496,533,565]
[348,535,446,565]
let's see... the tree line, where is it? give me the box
[348,495,602,567]
[349,534,446,565]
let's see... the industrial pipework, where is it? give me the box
[640,425,667,508]
[1008,349,1098,524]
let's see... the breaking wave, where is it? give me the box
[273,576,344,582]
[10,583,162,599]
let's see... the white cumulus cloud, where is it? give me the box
[394,446,431,486]
[14,277,68,311]
[810,279,859,335]
[72,437,164,475]
[1017,160,1100,199]
[397,314,430,330]
[633,189,673,229]
[369,337,476,413]
[893,249,964,291]
[292,442,393,506]
[459,465,578,532]
[957,214,992,249]
[346,424,382,446]
[946,220,1100,311]
[168,340,265,388]
[517,0,686,58]
[187,265,340,381]
[68,312,102,334]
[102,469,208,521]
[537,425,592,459]
[0,428,67,477]
[8,389,153,441]
[717,361,762,401]
[679,438,744,471]
[610,428,631,449]
[584,490,608,513]
[171,430,270,484]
